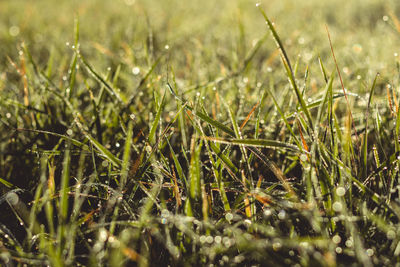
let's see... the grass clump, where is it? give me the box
[1,0,400,266]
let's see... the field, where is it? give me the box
[1,0,400,266]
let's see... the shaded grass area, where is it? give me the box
[2,0,400,266]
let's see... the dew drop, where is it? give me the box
[99,228,107,242]
[278,210,286,220]
[332,201,342,212]
[9,25,20,37]
[336,187,346,197]
[264,209,272,217]
[345,239,353,248]
[225,213,233,221]
[6,192,19,206]
[300,154,308,162]
[132,67,140,75]
[272,240,282,251]
[101,161,109,167]
[332,235,341,244]
[366,248,374,257]
[199,235,207,244]
[387,230,396,239]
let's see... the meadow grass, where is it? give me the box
[1,0,400,266]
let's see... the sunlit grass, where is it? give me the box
[1,0,400,266]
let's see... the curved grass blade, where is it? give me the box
[257,5,313,128]
[85,132,122,168]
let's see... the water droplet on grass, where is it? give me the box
[345,239,353,247]
[336,187,346,197]
[332,235,341,244]
[387,230,396,239]
[99,228,107,242]
[6,192,19,206]
[278,210,286,220]
[199,235,207,244]
[300,154,308,162]
[264,209,272,217]
[132,67,140,75]
[225,213,233,221]
[332,201,342,212]
[366,248,374,256]
[273,240,282,251]
[9,26,20,37]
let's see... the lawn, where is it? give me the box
[1,0,400,266]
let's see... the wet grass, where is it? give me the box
[1,0,400,266]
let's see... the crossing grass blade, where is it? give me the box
[203,136,302,154]
[79,55,123,104]
[84,132,122,168]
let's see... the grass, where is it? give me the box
[1,0,400,266]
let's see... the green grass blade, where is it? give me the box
[85,132,122,168]
[257,5,313,128]
[149,90,165,145]
[204,137,302,153]
[189,138,202,199]
[361,73,379,178]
